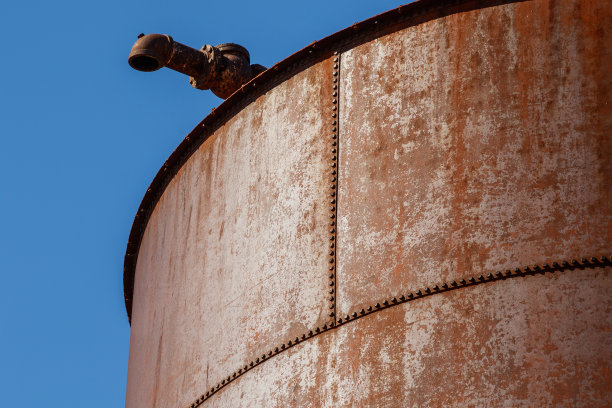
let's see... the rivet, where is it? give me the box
[331,163,336,167]
[332,148,337,153]
[250,361,254,366]
[334,51,338,55]
[332,106,337,111]
[331,184,336,190]
[451,281,457,286]
[221,379,225,385]
[333,99,338,104]
[333,91,338,97]
[478,275,485,281]
[329,288,334,294]
[329,259,335,264]
[360,309,365,314]
[330,205,336,211]
[329,265,334,270]
[331,198,336,203]
[323,324,328,330]
[332,120,337,125]
[383,300,389,306]
[330,281,335,286]
[332,113,337,118]
[274,347,279,352]
[561,261,569,267]
[281,344,286,350]
[399,295,406,301]
[375,303,381,308]
[487,273,493,279]
[332,155,337,161]
[287,341,292,346]
[352,312,358,318]
[416,290,422,296]
[330,228,336,233]
[329,250,334,255]
[330,242,335,248]
[392,297,398,303]
[309,330,314,336]
[408,293,414,299]
[552,262,560,268]
[338,318,343,323]
[330,221,335,226]
[345,315,350,320]
[333,85,338,90]
[468,277,475,283]
[433,285,439,291]
[424,287,431,294]
[330,214,336,219]
[329,273,334,279]
[367,306,372,311]
[268,351,273,356]
[316,327,321,333]
[441,283,448,289]
[233,373,236,378]
[332,127,337,132]
[329,311,335,316]
[332,133,337,139]
[333,64,338,69]
[329,296,335,301]
[255,358,260,363]
[459,279,466,284]
[302,334,306,340]
[243,365,248,371]
[495,271,503,278]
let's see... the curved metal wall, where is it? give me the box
[125,0,611,407]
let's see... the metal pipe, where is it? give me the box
[128,33,265,99]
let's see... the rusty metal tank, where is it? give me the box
[124,0,612,406]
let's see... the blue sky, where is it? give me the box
[0,1,405,406]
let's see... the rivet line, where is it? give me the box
[329,51,340,326]
[185,255,610,407]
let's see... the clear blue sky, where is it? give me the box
[0,1,406,406]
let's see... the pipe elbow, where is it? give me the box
[128,33,266,99]
[128,34,174,72]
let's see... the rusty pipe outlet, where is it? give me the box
[128,34,266,99]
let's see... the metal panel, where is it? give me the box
[337,0,611,317]
[202,267,612,407]
[126,58,334,408]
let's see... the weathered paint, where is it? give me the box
[125,0,612,407]
[126,59,334,408]
[204,268,612,407]
[337,0,611,317]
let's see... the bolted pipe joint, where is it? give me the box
[128,33,266,99]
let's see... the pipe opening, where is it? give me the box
[129,55,161,72]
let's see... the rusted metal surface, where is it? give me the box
[125,58,334,408]
[337,0,612,318]
[200,266,612,407]
[124,0,612,406]
[128,34,265,98]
